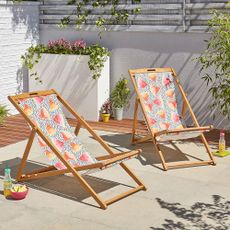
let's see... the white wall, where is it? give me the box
[0,1,39,114]
[40,28,230,129]
[0,2,228,130]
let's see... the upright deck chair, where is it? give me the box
[129,68,216,171]
[8,89,146,209]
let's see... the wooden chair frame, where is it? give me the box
[8,89,146,209]
[129,68,216,171]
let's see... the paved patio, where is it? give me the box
[0,129,229,230]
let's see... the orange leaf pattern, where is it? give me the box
[18,94,98,170]
[135,72,183,131]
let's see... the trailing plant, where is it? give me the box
[21,39,110,82]
[111,77,130,108]
[60,0,141,35]
[0,105,9,126]
[198,3,230,119]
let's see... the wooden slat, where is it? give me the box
[40,4,183,11]
[40,14,183,21]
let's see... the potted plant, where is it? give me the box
[101,99,112,122]
[111,77,130,120]
[0,105,9,126]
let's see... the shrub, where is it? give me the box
[0,105,9,126]
[111,77,130,109]
[199,5,230,119]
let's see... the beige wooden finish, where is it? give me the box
[8,89,146,209]
[129,68,216,171]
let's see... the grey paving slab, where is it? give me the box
[0,130,229,230]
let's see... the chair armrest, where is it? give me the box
[154,130,168,137]
[168,125,213,134]
[154,125,213,138]
[100,149,142,168]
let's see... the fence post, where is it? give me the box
[182,0,186,32]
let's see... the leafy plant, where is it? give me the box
[60,0,141,35]
[101,99,112,114]
[198,4,230,119]
[111,77,130,108]
[21,39,110,82]
[0,105,9,126]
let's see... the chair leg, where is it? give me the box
[120,162,146,190]
[74,120,81,136]
[153,136,215,170]
[153,141,168,171]
[103,162,146,206]
[200,134,216,165]
[17,129,36,181]
[72,172,108,209]
[131,98,139,144]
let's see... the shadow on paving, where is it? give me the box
[0,158,132,208]
[151,195,230,230]
[98,133,210,170]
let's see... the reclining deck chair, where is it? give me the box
[129,68,216,171]
[8,89,146,209]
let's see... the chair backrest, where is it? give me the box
[18,93,98,170]
[133,70,184,132]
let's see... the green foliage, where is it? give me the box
[0,105,9,125]
[21,39,110,82]
[101,99,112,114]
[111,77,130,108]
[60,0,141,34]
[199,5,230,119]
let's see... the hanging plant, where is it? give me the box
[198,5,230,119]
[21,39,110,82]
[60,0,141,34]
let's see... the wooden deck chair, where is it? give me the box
[8,89,146,209]
[129,68,216,171]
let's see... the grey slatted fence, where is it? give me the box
[40,0,229,32]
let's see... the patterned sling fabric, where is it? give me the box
[18,94,98,171]
[135,72,204,141]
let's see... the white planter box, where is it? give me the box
[29,54,110,121]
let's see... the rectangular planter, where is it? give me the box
[29,54,110,121]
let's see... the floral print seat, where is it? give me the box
[19,94,98,171]
[135,72,205,142]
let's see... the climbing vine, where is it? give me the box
[60,0,141,33]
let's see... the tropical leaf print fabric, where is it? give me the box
[135,72,184,131]
[19,94,98,171]
[135,72,203,141]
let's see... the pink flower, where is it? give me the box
[163,76,172,86]
[47,39,87,53]
[47,39,72,50]
[72,40,86,49]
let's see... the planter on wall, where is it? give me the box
[29,54,110,121]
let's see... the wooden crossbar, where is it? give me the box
[18,149,141,182]
[167,160,214,169]
[105,185,145,206]
[129,67,216,171]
